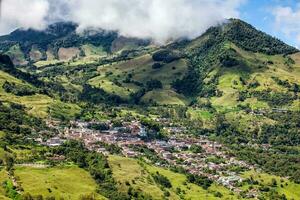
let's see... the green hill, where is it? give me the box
[2,19,299,109]
[0,22,150,66]
[0,54,80,119]
[0,19,299,200]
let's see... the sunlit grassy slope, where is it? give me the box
[241,170,300,200]
[0,169,10,199]
[0,70,80,119]
[108,155,240,200]
[88,54,188,103]
[85,40,300,108]
[211,43,300,110]
[15,166,106,199]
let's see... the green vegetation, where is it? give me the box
[0,18,299,200]
[109,155,240,200]
[15,166,106,199]
[224,19,298,55]
[241,170,300,200]
[0,102,45,144]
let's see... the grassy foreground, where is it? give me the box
[241,170,300,200]
[108,155,240,200]
[14,166,106,199]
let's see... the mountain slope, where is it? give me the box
[0,19,299,110]
[0,19,300,200]
[75,19,299,108]
[0,22,150,65]
[0,54,80,119]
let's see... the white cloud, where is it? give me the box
[272,4,300,47]
[0,0,49,35]
[0,0,244,43]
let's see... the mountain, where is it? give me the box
[0,19,299,108]
[0,19,300,200]
[0,22,151,65]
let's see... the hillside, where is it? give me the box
[0,54,80,119]
[0,19,299,200]
[23,19,299,108]
[0,22,151,66]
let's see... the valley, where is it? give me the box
[0,19,299,200]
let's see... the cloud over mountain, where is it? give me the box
[0,0,49,34]
[0,0,244,43]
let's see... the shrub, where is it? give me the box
[146,80,162,91]
[152,172,172,188]
[152,63,163,69]
[152,50,180,63]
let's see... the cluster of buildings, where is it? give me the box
[142,135,252,191]
[39,119,256,195]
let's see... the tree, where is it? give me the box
[146,80,162,91]
[190,144,203,153]
[4,154,14,171]
[152,172,172,188]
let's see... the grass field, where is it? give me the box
[89,77,134,100]
[108,155,240,200]
[0,70,81,119]
[15,166,106,200]
[0,169,10,200]
[141,89,187,105]
[241,170,300,200]
[211,43,300,110]
[108,155,165,199]
[187,108,215,128]
[146,164,240,200]
[34,60,62,68]
[89,54,189,104]
[81,44,107,57]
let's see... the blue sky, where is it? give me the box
[239,0,300,48]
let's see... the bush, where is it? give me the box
[146,80,162,91]
[152,172,172,188]
[219,49,239,67]
[187,174,212,189]
[152,50,180,63]
[189,144,203,153]
[152,63,163,69]
[2,81,36,96]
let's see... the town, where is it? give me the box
[40,119,259,198]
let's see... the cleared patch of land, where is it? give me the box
[58,47,80,61]
[15,166,106,199]
[142,89,187,105]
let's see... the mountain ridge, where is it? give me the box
[1,19,298,66]
[0,18,300,200]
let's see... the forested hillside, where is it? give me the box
[0,19,299,200]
